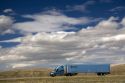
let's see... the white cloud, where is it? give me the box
[0,15,14,34]
[12,63,32,69]
[0,16,125,70]
[121,17,125,27]
[0,54,26,61]
[13,11,90,32]
[66,1,95,12]
[95,17,119,30]
[3,9,14,13]
[101,34,125,42]
[109,6,125,12]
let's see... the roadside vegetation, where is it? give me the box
[0,64,125,83]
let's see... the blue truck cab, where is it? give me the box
[50,64,110,77]
[50,65,64,77]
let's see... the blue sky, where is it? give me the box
[0,0,125,70]
[0,0,125,47]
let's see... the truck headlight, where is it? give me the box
[50,72,55,77]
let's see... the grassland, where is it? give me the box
[0,68,51,78]
[1,75,125,83]
[0,64,125,83]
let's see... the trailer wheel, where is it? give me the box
[97,73,105,76]
[101,73,105,76]
[97,73,101,76]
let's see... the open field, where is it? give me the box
[0,64,125,83]
[0,75,125,83]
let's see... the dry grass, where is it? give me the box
[0,76,125,83]
[111,64,125,75]
[0,64,125,83]
[0,68,52,78]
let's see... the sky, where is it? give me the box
[0,0,125,70]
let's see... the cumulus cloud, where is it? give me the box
[95,17,119,29]
[0,15,14,34]
[101,34,125,42]
[121,17,125,27]
[0,16,125,70]
[13,11,90,32]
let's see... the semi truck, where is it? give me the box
[50,64,110,77]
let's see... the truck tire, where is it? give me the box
[97,73,105,76]
[97,73,101,76]
[66,73,72,76]
[50,74,56,77]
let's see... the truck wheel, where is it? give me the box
[69,73,72,76]
[50,74,56,77]
[101,73,105,76]
[97,73,105,76]
[97,73,101,76]
[66,73,72,76]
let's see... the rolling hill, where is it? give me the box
[0,64,125,78]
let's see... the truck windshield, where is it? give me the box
[54,65,63,72]
[54,66,59,72]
